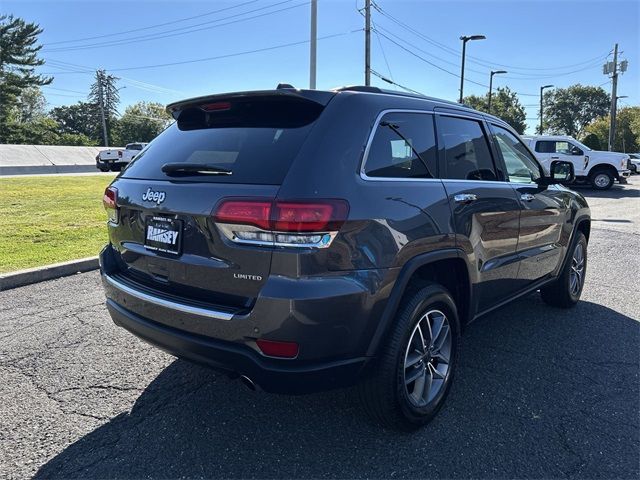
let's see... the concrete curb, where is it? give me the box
[0,257,99,292]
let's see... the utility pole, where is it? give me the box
[96,70,108,147]
[608,43,619,151]
[364,0,371,86]
[309,0,317,89]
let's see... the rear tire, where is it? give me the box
[589,169,614,190]
[357,284,460,430]
[540,231,587,308]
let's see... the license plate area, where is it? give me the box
[144,216,182,255]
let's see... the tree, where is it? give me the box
[584,106,640,153]
[539,84,610,137]
[0,14,52,142]
[463,87,527,134]
[88,69,120,145]
[9,87,47,123]
[3,117,59,144]
[49,101,102,142]
[580,132,602,151]
[114,101,173,144]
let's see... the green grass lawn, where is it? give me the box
[0,175,115,274]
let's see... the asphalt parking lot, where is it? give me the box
[1,182,638,479]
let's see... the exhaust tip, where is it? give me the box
[239,375,257,391]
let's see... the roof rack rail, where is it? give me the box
[334,85,383,93]
[276,83,296,90]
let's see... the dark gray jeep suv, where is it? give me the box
[100,86,590,429]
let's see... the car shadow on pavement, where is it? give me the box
[575,184,640,199]
[35,296,639,479]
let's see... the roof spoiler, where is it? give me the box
[166,87,335,119]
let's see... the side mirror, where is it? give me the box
[570,146,583,156]
[549,160,575,184]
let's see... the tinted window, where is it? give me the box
[535,141,555,153]
[492,126,541,184]
[439,116,496,181]
[121,98,322,184]
[127,144,143,151]
[364,112,436,178]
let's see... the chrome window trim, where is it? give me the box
[359,109,438,182]
[103,273,234,321]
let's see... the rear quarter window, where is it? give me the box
[363,112,436,179]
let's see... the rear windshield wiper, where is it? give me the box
[161,163,232,176]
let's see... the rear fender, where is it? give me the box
[365,249,474,357]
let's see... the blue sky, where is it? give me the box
[6,0,639,134]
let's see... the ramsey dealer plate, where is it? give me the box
[144,216,182,254]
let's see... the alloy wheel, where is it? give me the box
[569,243,585,296]
[403,309,452,407]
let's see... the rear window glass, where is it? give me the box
[121,98,323,184]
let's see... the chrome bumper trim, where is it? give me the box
[103,273,234,321]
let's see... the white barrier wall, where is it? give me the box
[0,145,123,175]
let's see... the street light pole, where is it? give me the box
[488,70,507,114]
[539,84,553,134]
[459,34,486,103]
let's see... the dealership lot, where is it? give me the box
[1,183,638,479]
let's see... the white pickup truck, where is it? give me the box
[522,135,630,190]
[95,143,148,172]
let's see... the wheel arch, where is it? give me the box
[588,163,619,179]
[366,249,473,357]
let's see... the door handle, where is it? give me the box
[454,193,478,203]
[551,156,560,159]
[520,193,535,202]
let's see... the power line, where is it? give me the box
[46,0,261,45]
[371,1,609,73]
[370,68,424,95]
[105,30,360,72]
[43,86,88,94]
[43,59,185,96]
[373,28,541,97]
[372,21,394,82]
[44,0,305,52]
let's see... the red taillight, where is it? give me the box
[213,199,272,230]
[103,186,118,224]
[103,186,117,209]
[256,339,299,358]
[273,200,348,232]
[213,199,349,233]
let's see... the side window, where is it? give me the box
[555,141,572,155]
[438,116,497,181]
[364,112,436,178]
[492,125,541,184]
[535,141,555,153]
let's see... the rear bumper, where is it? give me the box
[99,245,395,393]
[106,299,367,394]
